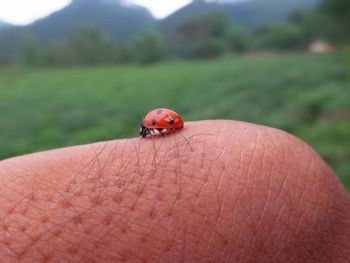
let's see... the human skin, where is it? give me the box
[0,120,349,263]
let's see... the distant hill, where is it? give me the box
[0,0,156,63]
[161,0,319,30]
[28,0,155,42]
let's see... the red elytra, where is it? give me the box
[140,108,184,137]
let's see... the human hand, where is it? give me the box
[0,120,349,262]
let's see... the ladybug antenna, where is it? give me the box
[137,109,146,125]
[138,109,145,119]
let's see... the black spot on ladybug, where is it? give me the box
[156,109,163,115]
[151,119,157,125]
[168,117,174,124]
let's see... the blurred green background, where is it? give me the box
[0,0,349,190]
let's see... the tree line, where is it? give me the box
[3,0,350,67]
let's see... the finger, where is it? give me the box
[0,120,349,262]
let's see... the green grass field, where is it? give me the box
[0,52,349,190]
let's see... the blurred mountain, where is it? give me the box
[28,0,155,41]
[161,0,319,30]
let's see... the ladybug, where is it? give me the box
[140,108,184,137]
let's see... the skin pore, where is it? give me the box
[0,120,349,262]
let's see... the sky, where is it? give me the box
[0,0,192,25]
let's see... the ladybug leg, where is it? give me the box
[140,125,146,137]
[157,128,165,137]
[140,125,152,138]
